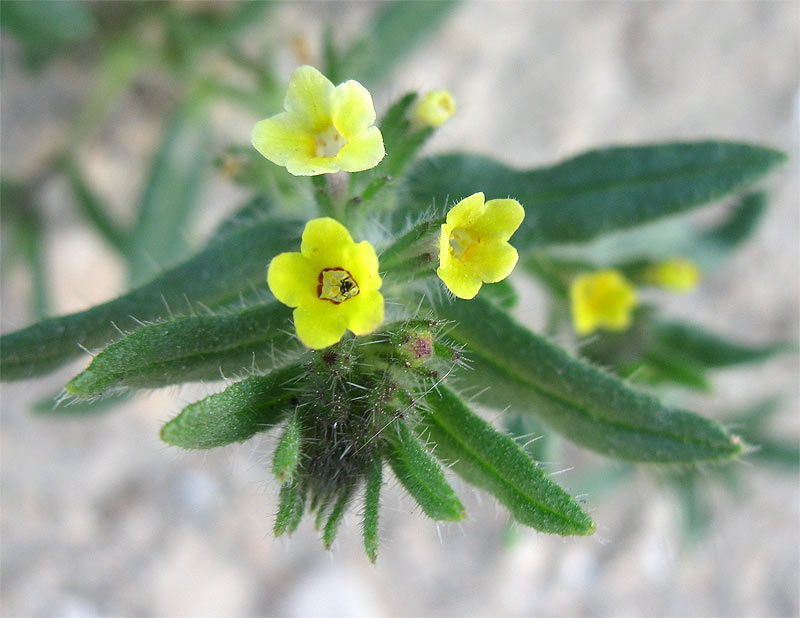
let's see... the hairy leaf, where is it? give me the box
[323,486,355,549]
[362,454,382,563]
[434,296,744,462]
[273,411,303,484]
[385,422,465,521]
[419,386,594,535]
[1,218,300,381]
[159,364,304,449]
[65,302,297,398]
[406,142,786,246]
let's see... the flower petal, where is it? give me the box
[343,289,385,336]
[267,252,317,307]
[285,155,340,176]
[300,217,354,268]
[469,241,519,283]
[293,303,347,349]
[331,79,377,138]
[252,113,315,167]
[437,259,483,299]
[478,199,525,241]
[334,126,385,173]
[445,192,485,227]
[346,240,382,292]
[284,65,335,133]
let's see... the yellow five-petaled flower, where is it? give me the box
[570,270,638,336]
[252,65,385,176]
[268,218,384,349]
[437,192,525,299]
[643,257,701,293]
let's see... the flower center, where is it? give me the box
[449,227,478,260]
[315,126,345,158]
[318,268,360,304]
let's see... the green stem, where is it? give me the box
[380,217,443,270]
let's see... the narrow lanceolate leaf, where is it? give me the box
[434,296,744,462]
[699,190,767,253]
[651,320,794,369]
[323,486,355,550]
[128,102,213,284]
[274,478,305,537]
[406,142,787,246]
[159,364,303,449]
[273,411,303,484]
[362,454,382,563]
[419,387,594,536]
[65,302,297,398]
[0,217,301,381]
[385,422,465,521]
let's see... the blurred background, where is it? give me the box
[1,1,798,616]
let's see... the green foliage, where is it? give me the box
[420,386,594,535]
[160,364,304,450]
[273,411,303,484]
[405,143,786,245]
[362,455,383,563]
[385,422,466,522]
[435,296,745,462]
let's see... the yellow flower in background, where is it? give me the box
[643,257,701,293]
[437,192,525,299]
[252,65,385,176]
[268,218,384,349]
[570,270,638,336]
[411,90,456,128]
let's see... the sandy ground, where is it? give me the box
[2,2,799,616]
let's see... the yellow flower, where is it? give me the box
[252,65,385,176]
[267,218,384,349]
[437,192,525,299]
[411,90,456,128]
[643,258,701,293]
[570,270,638,336]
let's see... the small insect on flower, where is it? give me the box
[642,257,701,293]
[251,65,385,176]
[411,90,456,128]
[268,218,384,349]
[437,192,525,299]
[570,270,638,336]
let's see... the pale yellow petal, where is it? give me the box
[477,199,525,241]
[334,126,385,173]
[437,259,483,299]
[251,114,315,167]
[293,303,347,349]
[285,154,340,176]
[331,80,377,138]
[468,241,519,283]
[342,289,384,336]
[267,252,317,307]
[445,192,485,227]
[284,65,335,133]
[300,217,354,269]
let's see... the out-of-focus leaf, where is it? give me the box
[341,1,460,89]
[434,296,745,462]
[323,486,355,549]
[406,143,786,247]
[0,218,301,381]
[652,320,794,368]
[128,103,213,283]
[160,364,304,449]
[385,422,465,521]
[419,386,595,535]
[362,454,382,563]
[32,390,131,416]
[65,302,298,398]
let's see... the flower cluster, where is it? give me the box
[257,67,524,348]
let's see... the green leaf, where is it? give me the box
[128,103,214,283]
[32,389,132,416]
[274,478,306,537]
[419,386,594,535]
[434,296,745,462]
[362,454,382,563]
[273,411,303,484]
[1,217,301,381]
[342,1,460,89]
[159,363,304,449]
[323,486,355,550]
[699,190,767,253]
[65,302,297,398]
[652,320,794,368]
[385,422,465,521]
[406,142,787,246]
